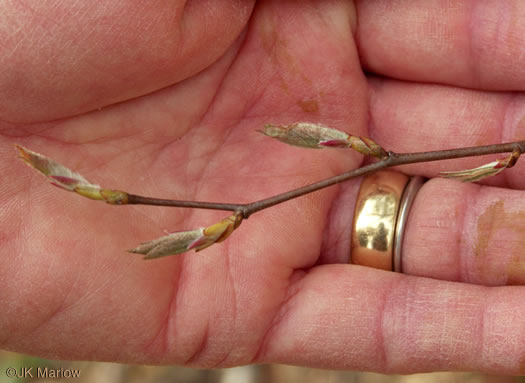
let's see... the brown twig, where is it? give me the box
[125,141,525,219]
[16,138,525,258]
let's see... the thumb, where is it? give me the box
[0,0,254,123]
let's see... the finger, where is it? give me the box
[0,0,255,123]
[403,178,525,285]
[367,78,525,189]
[356,0,525,90]
[258,266,525,374]
[323,174,525,286]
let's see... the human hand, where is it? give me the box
[2,0,525,374]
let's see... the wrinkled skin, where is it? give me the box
[2,0,525,374]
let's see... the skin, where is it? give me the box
[2,0,525,374]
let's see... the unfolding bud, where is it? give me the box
[129,228,206,259]
[15,145,128,204]
[260,122,350,149]
[259,122,386,158]
[16,145,98,191]
[129,213,243,259]
[440,148,521,182]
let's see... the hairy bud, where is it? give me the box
[15,145,128,204]
[440,148,521,182]
[129,214,243,259]
[259,122,386,158]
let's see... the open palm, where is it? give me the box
[3,0,525,374]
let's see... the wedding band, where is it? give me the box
[394,175,426,272]
[351,171,426,272]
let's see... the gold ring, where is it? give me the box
[351,171,426,272]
